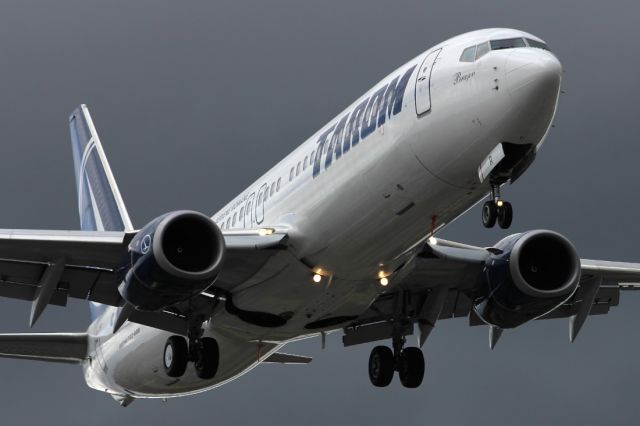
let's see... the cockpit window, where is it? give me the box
[475,41,490,60]
[525,38,549,50]
[459,46,477,62]
[490,38,526,50]
[460,37,550,63]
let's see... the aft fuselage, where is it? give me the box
[84,28,562,399]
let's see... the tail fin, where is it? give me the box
[69,104,133,233]
[69,105,133,320]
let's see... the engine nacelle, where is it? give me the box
[474,230,580,329]
[119,210,226,311]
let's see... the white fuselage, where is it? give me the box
[82,28,562,399]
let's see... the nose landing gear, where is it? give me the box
[368,335,425,388]
[482,185,513,229]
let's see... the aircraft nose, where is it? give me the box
[505,50,562,113]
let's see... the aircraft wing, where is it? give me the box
[0,228,288,330]
[343,238,640,349]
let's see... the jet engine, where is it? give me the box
[119,210,226,311]
[474,230,580,328]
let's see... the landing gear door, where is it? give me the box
[415,49,441,115]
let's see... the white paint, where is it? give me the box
[63,28,566,400]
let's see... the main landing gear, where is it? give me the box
[368,335,425,388]
[482,185,513,229]
[163,328,219,380]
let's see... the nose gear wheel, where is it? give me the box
[482,185,513,229]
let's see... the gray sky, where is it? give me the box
[0,0,639,424]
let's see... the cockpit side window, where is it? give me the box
[475,41,490,60]
[525,38,550,51]
[490,37,526,50]
[459,46,477,62]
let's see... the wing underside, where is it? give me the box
[342,239,640,348]
[0,228,289,333]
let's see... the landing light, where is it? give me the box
[496,200,504,207]
[428,237,438,245]
[380,277,389,286]
[258,228,275,236]
[312,274,322,283]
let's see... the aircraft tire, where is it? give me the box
[482,201,498,228]
[195,337,220,380]
[369,346,394,387]
[398,347,425,388]
[497,202,513,229]
[164,336,189,377]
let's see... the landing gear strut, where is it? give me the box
[163,323,219,380]
[482,185,513,229]
[368,334,425,388]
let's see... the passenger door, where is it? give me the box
[415,49,442,115]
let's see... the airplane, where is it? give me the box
[0,27,638,407]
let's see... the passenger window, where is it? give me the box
[303,156,308,170]
[459,46,477,62]
[475,42,490,60]
[240,207,244,218]
[490,38,526,50]
[270,182,275,196]
[276,178,281,191]
[264,187,269,202]
[290,168,294,181]
[296,162,301,176]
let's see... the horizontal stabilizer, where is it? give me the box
[263,352,312,364]
[0,333,87,364]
